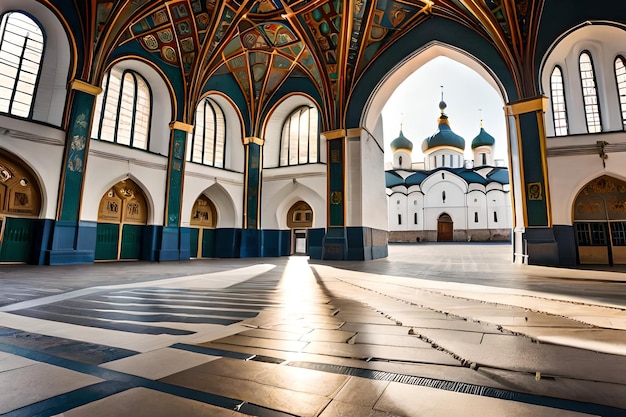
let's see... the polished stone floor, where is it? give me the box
[1,243,626,416]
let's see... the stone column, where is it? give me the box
[505,96,557,265]
[47,80,101,265]
[156,121,193,261]
[321,128,388,260]
[241,136,264,257]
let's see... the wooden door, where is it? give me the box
[437,214,453,242]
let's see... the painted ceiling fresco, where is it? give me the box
[59,0,545,133]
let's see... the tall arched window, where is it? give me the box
[188,97,226,168]
[0,12,44,118]
[579,52,602,133]
[91,67,151,150]
[615,56,626,129]
[550,66,568,136]
[280,106,319,166]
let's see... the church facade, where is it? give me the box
[0,1,625,266]
[386,102,512,242]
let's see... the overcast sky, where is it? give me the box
[381,56,508,164]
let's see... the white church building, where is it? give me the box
[386,100,512,242]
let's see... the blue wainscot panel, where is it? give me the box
[216,228,241,258]
[308,228,325,260]
[241,229,261,258]
[261,230,280,257]
[156,226,180,261]
[179,227,191,260]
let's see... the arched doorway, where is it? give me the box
[573,175,626,265]
[0,151,42,262]
[437,213,453,242]
[287,201,313,254]
[95,179,148,261]
[189,195,217,258]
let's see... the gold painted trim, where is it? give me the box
[505,96,549,116]
[169,121,194,133]
[323,129,346,141]
[346,128,363,138]
[244,137,265,146]
[70,80,102,96]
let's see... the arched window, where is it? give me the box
[188,97,226,168]
[280,106,319,166]
[579,52,602,133]
[398,156,403,166]
[550,66,568,136]
[615,56,626,129]
[0,12,44,118]
[91,67,152,150]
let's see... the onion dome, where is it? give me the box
[471,126,496,149]
[390,129,413,152]
[421,100,465,152]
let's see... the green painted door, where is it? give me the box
[189,228,199,258]
[120,224,143,260]
[201,228,216,258]
[0,217,34,262]
[95,223,119,261]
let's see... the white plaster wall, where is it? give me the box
[181,163,244,228]
[473,146,494,166]
[262,164,326,229]
[203,93,245,172]
[547,139,626,225]
[427,148,464,168]
[262,95,325,168]
[358,129,388,230]
[94,60,173,157]
[407,192,424,230]
[393,150,412,169]
[0,119,65,219]
[466,190,488,229]
[388,192,409,231]
[487,189,512,228]
[82,141,168,224]
[0,0,71,127]
[541,24,626,136]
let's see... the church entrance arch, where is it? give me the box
[95,179,148,261]
[287,201,313,254]
[573,176,626,265]
[0,150,42,262]
[189,195,217,258]
[437,213,453,242]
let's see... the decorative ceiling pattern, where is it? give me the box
[59,0,547,131]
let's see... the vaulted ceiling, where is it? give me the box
[47,0,580,134]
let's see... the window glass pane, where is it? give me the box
[204,102,216,165]
[611,222,626,246]
[579,53,602,133]
[575,223,591,246]
[212,100,226,168]
[615,57,626,129]
[133,76,150,149]
[309,108,318,162]
[0,12,43,118]
[550,66,568,136]
[280,122,289,166]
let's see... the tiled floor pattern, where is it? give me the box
[1,252,625,416]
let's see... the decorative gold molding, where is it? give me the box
[70,80,102,96]
[322,129,346,140]
[504,96,549,116]
[243,136,265,146]
[346,128,363,138]
[169,121,194,133]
